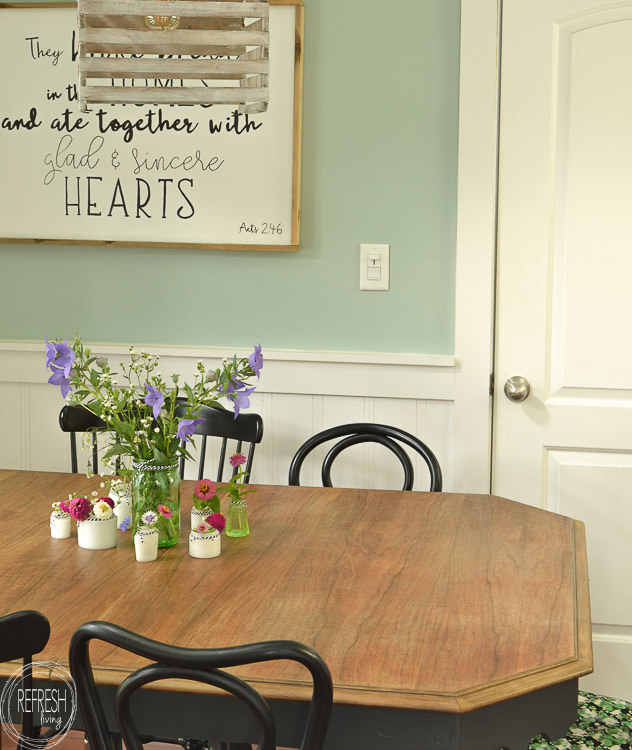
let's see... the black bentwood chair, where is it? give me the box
[175,404,264,482]
[68,621,333,750]
[59,404,110,474]
[0,610,57,750]
[288,422,442,492]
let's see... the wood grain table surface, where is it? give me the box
[0,469,593,747]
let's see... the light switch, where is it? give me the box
[360,244,389,290]
[367,254,381,280]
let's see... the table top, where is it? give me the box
[0,470,592,714]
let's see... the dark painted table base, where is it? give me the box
[1,676,579,750]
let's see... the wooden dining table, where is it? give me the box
[0,470,592,750]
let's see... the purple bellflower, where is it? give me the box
[177,418,203,442]
[45,337,75,376]
[144,383,165,420]
[228,386,256,418]
[248,344,263,378]
[48,366,72,399]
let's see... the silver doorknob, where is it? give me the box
[503,376,531,402]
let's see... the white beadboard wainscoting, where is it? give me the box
[0,342,455,490]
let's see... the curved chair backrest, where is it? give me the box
[288,423,442,491]
[59,405,109,474]
[69,621,333,750]
[0,610,51,748]
[175,404,264,482]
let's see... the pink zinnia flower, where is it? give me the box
[206,512,226,534]
[157,504,172,519]
[194,479,216,501]
[59,500,70,514]
[99,496,115,509]
[68,496,91,521]
[229,452,247,468]
[195,523,210,534]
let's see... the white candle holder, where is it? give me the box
[50,511,71,539]
[134,526,159,562]
[77,516,117,550]
[189,529,221,559]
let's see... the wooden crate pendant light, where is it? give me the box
[77,0,269,112]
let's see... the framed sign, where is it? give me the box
[0,0,303,250]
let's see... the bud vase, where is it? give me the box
[111,481,132,530]
[226,498,249,537]
[189,529,221,558]
[134,527,159,562]
[77,516,117,549]
[50,511,71,539]
[131,460,180,548]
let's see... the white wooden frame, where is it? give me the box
[0,1,304,250]
[453,0,499,492]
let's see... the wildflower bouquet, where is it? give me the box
[46,337,262,549]
[45,338,263,471]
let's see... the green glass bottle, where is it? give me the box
[226,497,249,537]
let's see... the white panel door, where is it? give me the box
[494,0,632,700]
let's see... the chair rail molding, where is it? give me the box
[0,341,456,490]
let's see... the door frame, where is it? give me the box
[453,0,500,492]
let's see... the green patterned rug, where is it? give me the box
[529,691,632,750]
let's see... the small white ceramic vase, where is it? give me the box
[134,527,159,562]
[191,507,212,530]
[110,483,133,530]
[77,516,117,550]
[113,498,132,530]
[189,529,221,559]
[50,511,71,539]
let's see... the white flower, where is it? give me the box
[141,510,158,526]
[92,501,113,520]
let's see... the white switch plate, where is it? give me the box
[360,244,390,290]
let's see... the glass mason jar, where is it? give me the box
[131,460,180,548]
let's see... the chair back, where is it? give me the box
[288,422,442,491]
[0,610,51,748]
[175,404,264,482]
[59,405,108,474]
[69,621,333,750]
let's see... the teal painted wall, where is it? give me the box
[0,0,460,354]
